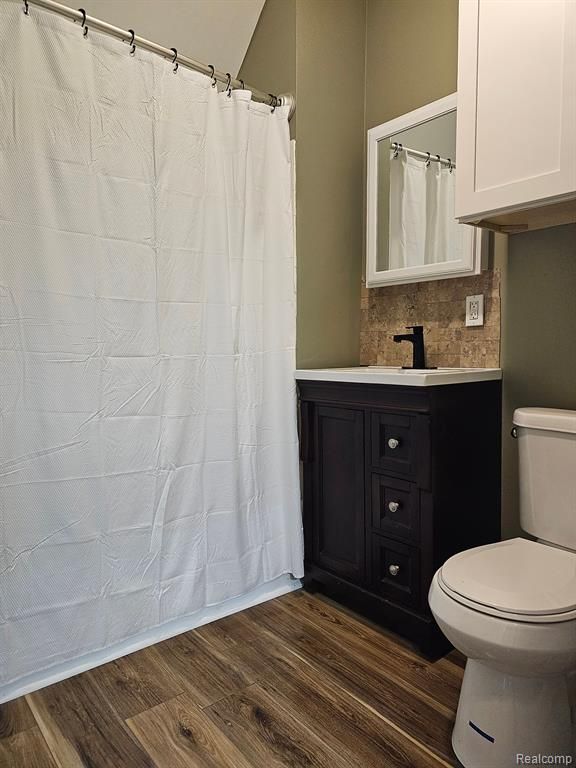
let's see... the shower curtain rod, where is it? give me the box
[391,142,454,169]
[22,0,295,118]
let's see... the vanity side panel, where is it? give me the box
[428,380,502,567]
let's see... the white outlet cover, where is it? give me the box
[466,294,484,327]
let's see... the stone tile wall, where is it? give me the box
[360,269,501,368]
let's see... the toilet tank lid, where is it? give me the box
[513,407,576,435]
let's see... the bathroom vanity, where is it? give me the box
[296,367,502,657]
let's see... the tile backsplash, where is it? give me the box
[360,269,501,368]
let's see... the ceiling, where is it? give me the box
[84,0,266,77]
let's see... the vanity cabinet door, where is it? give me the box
[312,405,365,584]
[456,0,576,227]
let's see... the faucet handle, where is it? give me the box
[405,325,423,333]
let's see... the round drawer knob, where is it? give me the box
[388,501,400,513]
[388,564,400,577]
[387,438,400,450]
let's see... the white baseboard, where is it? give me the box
[0,574,301,704]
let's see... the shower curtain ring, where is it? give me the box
[239,79,245,90]
[425,152,431,167]
[269,94,277,113]
[436,154,441,165]
[23,0,29,15]
[448,158,453,173]
[170,48,178,73]
[208,65,217,88]
[225,73,232,97]
[78,8,88,37]
[128,28,136,56]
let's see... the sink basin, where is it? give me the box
[294,366,502,387]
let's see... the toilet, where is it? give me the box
[429,407,576,768]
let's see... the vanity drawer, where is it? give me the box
[370,535,420,610]
[370,412,430,486]
[371,474,419,543]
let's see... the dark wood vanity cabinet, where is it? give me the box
[298,379,502,657]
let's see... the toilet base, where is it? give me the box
[453,659,574,768]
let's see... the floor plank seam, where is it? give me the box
[333,684,455,768]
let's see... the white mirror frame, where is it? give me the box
[366,93,485,288]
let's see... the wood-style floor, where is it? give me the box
[0,590,464,768]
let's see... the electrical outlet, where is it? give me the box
[466,294,484,327]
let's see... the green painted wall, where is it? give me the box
[294,0,366,368]
[365,0,458,130]
[241,0,457,369]
[500,224,576,537]
[241,0,366,369]
[238,0,297,136]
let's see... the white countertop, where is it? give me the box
[294,366,502,387]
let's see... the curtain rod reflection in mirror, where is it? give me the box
[391,142,454,170]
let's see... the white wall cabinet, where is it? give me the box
[456,0,576,232]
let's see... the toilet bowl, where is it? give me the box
[430,544,576,766]
[429,408,576,768]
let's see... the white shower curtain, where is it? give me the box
[388,150,468,269]
[0,1,303,695]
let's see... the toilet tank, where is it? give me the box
[514,408,576,549]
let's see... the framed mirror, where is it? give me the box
[366,93,485,287]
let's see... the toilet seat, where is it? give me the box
[438,538,576,623]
